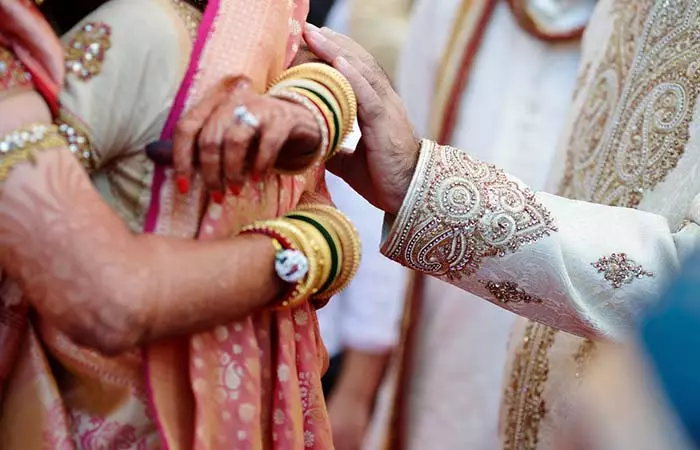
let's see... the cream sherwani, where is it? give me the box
[381,1,700,449]
[366,0,585,449]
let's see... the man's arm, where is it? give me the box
[382,140,697,339]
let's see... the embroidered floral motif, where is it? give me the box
[592,252,653,288]
[65,22,112,81]
[559,1,697,208]
[503,323,557,450]
[383,141,556,279]
[482,280,544,304]
[0,47,32,92]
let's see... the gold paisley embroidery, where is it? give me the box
[591,252,653,288]
[503,323,557,450]
[65,22,112,81]
[481,280,544,304]
[560,0,698,208]
[384,141,556,279]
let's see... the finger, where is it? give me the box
[172,92,224,181]
[325,148,354,178]
[303,23,348,64]
[253,111,287,179]
[197,103,230,196]
[333,56,384,122]
[305,25,392,98]
[223,115,256,193]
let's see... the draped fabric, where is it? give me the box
[143,1,336,449]
[0,1,336,449]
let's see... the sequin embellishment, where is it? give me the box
[592,253,653,288]
[482,280,544,304]
[0,47,32,92]
[65,22,112,81]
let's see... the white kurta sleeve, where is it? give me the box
[381,140,700,339]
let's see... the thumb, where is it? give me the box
[325,148,356,180]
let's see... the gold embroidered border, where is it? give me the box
[503,323,557,450]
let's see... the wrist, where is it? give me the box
[386,135,420,215]
[0,91,52,137]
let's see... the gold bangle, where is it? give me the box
[296,204,361,301]
[265,218,323,306]
[270,80,341,157]
[285,86,339,156]
[0,124,67,185]
[242,218,315,308]
[270,77,344,144]
[269,89,331,171]
[287,218,332,295]
[286,210,344,297]
[270,63,356,139]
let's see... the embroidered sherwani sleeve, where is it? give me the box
[381,140,700,339]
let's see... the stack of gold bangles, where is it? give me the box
[241,204,361,309]
[268,62,356,172]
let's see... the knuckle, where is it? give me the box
[175,118,200,137]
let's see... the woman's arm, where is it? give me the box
[0,90,285,355]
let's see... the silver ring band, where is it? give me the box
[234,105,260,129]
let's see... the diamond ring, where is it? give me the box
[234,105,260,129]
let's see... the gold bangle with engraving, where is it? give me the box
[287,218,332,296]
[296,204,361,301]
[0,123,67,185]
[286,210,343,299]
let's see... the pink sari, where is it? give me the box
[143,1,334,449]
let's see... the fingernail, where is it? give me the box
[228,183,242,196]
[176,176,190,194]
[211,191,224,204]
[305,28,325,42]
[305,23,319,32]
[251,172,262,183]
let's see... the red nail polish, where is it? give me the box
[211,191,224,204]
[251,172,262,183]
[176,176,190,194]
[228,183,242,196]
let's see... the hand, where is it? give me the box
[327,391,372,450]
[304,24,420,215]
[172,76,321,198]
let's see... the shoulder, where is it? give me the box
[61,0,193,80]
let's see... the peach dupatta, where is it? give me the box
[144,1,334,449]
